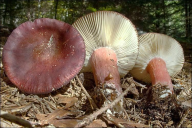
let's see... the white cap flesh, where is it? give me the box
[72,11,138,77]
[130,33,184,83]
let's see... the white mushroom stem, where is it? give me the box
[147,57,173,93]
[90,47,122,99]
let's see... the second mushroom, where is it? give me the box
[72,11,138,109]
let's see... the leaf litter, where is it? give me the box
[0,40,192,128]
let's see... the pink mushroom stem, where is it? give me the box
[90,47,122,97]
[146,57,173,93]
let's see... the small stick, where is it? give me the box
[74,83,135,128]
[177,108,191,127]
[10,103,32,114]
[127,77,147,89]
[43,99,53,113]
[75,75,98,109]
[0,111,33,127]
[106,113,125,128]
[123,107,130,121]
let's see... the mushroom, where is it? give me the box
[2,18,85,94]
[72,11,138,102]
[130,33,184,94]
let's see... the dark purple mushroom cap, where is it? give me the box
[2,18,85,94]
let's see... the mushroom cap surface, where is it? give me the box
[3,18,85,94]
[130,33,184,83]
[72,11,138,77]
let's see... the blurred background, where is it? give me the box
[0,0,191,61]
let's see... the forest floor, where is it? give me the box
[0,33,192,127]
[0,61,191,127]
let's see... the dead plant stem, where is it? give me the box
[75,75,98,109]
[74,83,135,128]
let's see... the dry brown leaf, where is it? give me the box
[4,103,32,114]
[86,119,107,127]
[55,94,78,109]
[182,100,192,108]
[50,119,79,127]
[108,114,149,128]
[36,109,77,126]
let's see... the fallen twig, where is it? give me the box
[74,83,135,128]
[106,113,125,128]
[0,111,33,127]
[177,108,191,127]
[127,77,147,89]
[123,107,130,121]
[75,75,98,109]
[10,103,32,114]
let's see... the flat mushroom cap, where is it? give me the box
[3,18,85,94]
[72,11,138,77]
[130,33,184,83]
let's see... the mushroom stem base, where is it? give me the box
[147,58,173,93]
[90,47,122,99]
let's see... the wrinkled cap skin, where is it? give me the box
[3,18,85,94]
[130,32,184,83]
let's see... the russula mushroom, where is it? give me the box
[2,18,85,94]
[72,11,138,102]
[130,33,184,94]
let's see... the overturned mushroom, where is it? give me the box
[72,11,138,106]
[130,33,184,94]
[3,18,85,94]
